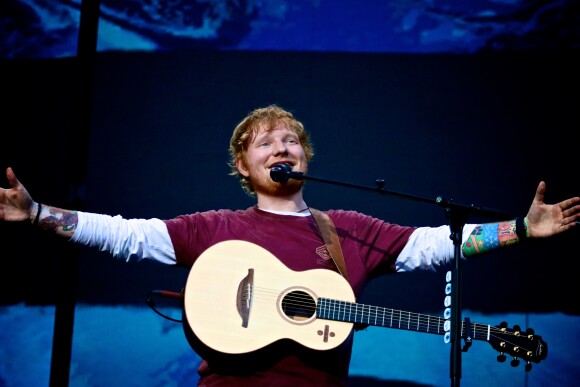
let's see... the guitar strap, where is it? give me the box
[309,208,349,281]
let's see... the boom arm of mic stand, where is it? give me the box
[295,173,511,218]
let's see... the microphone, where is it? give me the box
[270,163,304,182]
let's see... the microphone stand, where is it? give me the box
[284,171,510,387]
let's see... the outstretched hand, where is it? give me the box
[0,167,34,222]
[525,181,579,238]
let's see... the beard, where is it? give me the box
[250,173,305,196]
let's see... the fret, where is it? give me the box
[348,301,353,323]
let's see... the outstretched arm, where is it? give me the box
[1,167,176,263]
[462,181,579,257]
[0,167,78,238]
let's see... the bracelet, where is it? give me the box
[34,202,42,226]
[515,216,527,241]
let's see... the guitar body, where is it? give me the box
[183,240,356,355]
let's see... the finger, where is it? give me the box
[533,181,546,205]
[561,202,580,226]
[561,198,580,213]
[6,167,21,189]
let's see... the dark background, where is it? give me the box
[1,49,578,316]
[1,2,579,384]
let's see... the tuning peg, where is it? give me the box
[525,327,535,336]
[511,357,520,367]
[499,321,508,328]
[513,324,521,333]
[525,362,532,372]
[497,353,506,363]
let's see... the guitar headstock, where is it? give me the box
[487,321,548,372]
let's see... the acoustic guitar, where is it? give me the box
[183,240,547,369]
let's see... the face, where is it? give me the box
[236,124,308,196]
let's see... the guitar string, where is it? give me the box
[242,286,540,358]
[248,286,527,338]
[252,286,493,332]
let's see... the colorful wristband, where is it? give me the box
[516,216,527,240]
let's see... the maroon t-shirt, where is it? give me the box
[164,206,415,386]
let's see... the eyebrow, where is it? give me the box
[253,128,297,141]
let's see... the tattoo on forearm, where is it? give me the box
[39,208,78,234]
[462,220,518,256]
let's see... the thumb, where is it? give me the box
[6,167,22,190]
[533,181,546,206]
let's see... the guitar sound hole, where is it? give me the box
[281,290,316,321]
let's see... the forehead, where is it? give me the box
[251,123,296,140]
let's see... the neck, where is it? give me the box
[256,193,307,213]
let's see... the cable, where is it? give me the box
[145,289,184,323]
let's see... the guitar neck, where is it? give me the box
[317,298,490,342]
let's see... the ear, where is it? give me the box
[236,157,250,177]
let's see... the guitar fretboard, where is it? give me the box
[316,298,490,342]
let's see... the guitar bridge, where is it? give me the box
[236,268,254,328]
